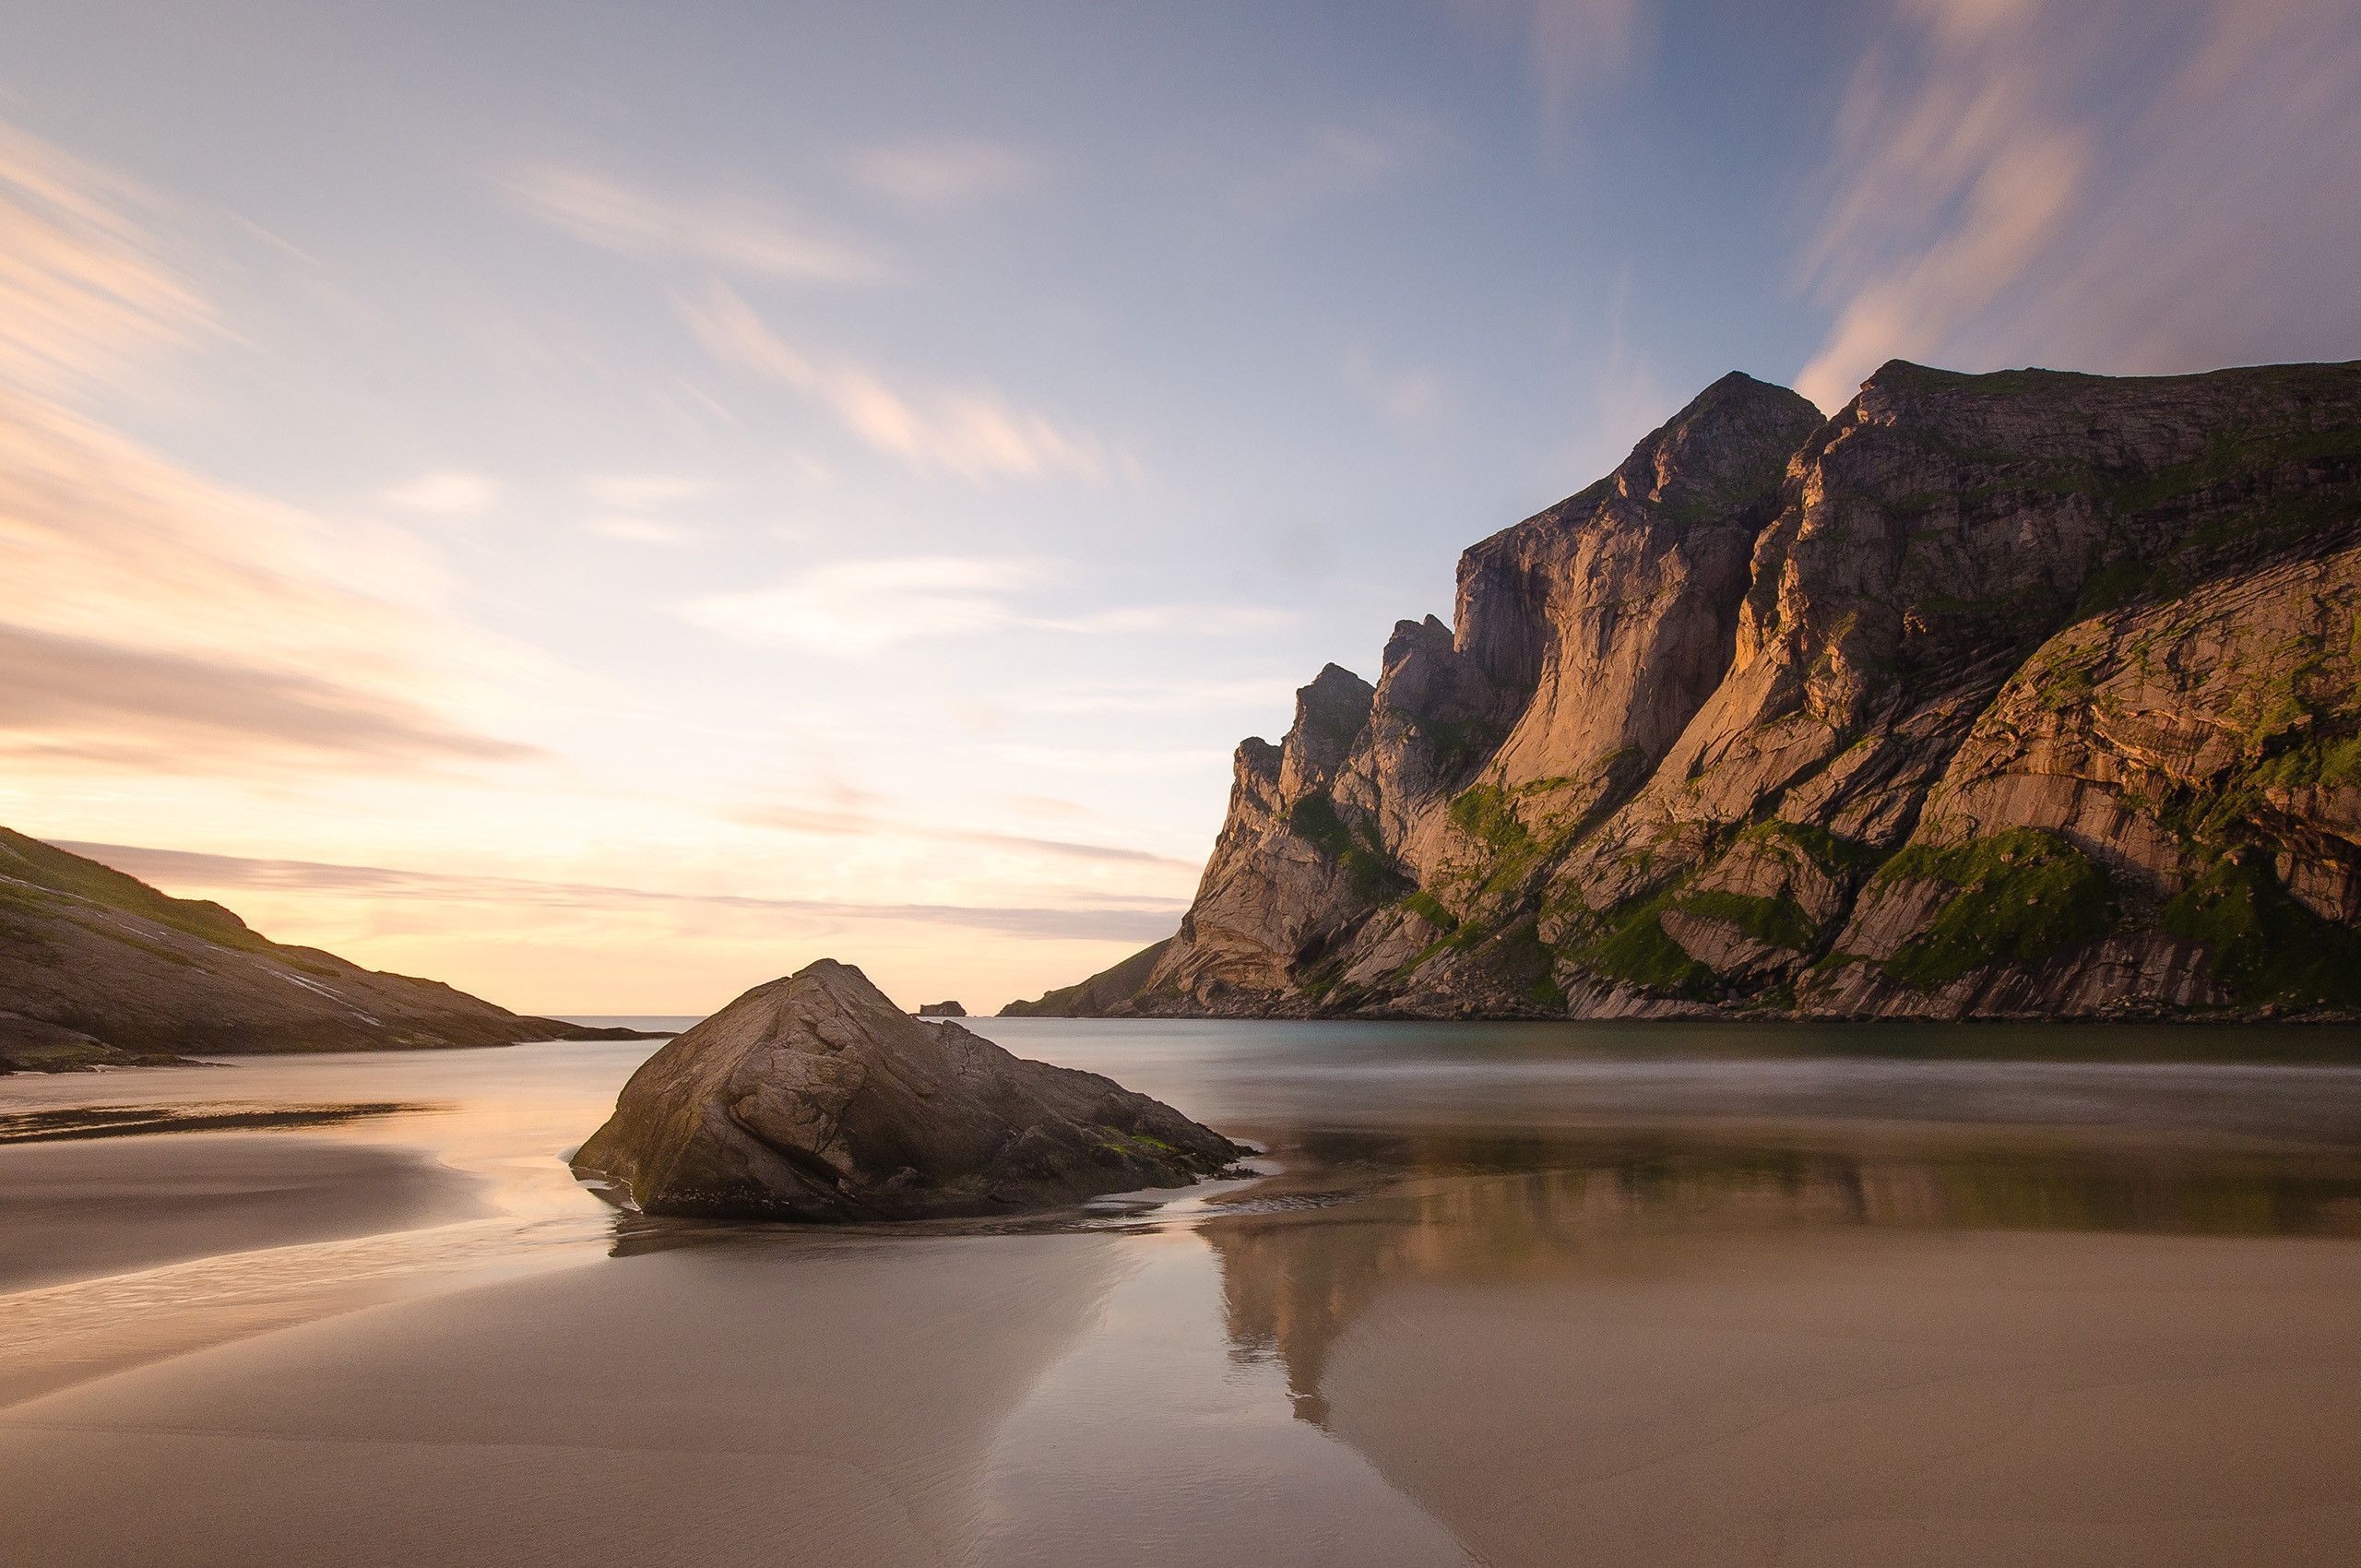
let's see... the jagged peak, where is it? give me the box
[1610,371,1822,511]
[1689,367,1804,406]
[1465,372,1821,562]
[1278,664,1375,792]
[1382,614,1453,672]
[1295,662,1375,723]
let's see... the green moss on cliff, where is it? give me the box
[1751,819,1882,874]
[1398,889,1459,932]
[1445,780,1550,899]
[0,827,276,956]
[1496,921,1567,1010]
[1674,889,1818,952]
[2106,423,2361,517]
[2162,850,2361,1008]
[1875,829,2117,990]
[2250,733,2361,790]
[1447,782,1531,852]
[1579,887,1715,997]
[1413,717,1504,778]
[68,919,200,968]
[1287,791,1400,901]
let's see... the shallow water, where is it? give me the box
[7,1017,2361,1565]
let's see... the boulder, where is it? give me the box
[571,960,1245,1220]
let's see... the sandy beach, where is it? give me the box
[1269,1214,2361,1565]
[10,1024,2361,1566]
[0,1131,483,1293]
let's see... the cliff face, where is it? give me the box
[0,826,658,1066]
[1011,359,2361,1021]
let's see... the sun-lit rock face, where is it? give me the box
[1009,359,2361,1021]
[572,958,1243,1220]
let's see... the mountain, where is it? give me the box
[1008,360,2361,1022]
[0,826,662,1071]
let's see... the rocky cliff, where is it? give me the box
[1012,360,2361,1021]
[0,826,662,1067]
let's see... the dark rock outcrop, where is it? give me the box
[1001,937,1171,1016]
[571,959,1245,1220]
[0,826,668,1068]
[0,1012,197,1073]
[1026,360,2361,1021]
[915,1000,967,1017]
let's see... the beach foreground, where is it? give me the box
[7,1020,2361,1566]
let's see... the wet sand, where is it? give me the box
[1314,1228,2361,1566]
[10,1026,2361,1566]
[0,1227,1475,1567]
[0,1100,426,1143]
[0,1132,483,1293]
[8,1213,2361,1566]
[0,1235,1131,1568]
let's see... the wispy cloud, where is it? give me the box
[1344,350,1449,428]
[0,624,537,770]
[728,803,1196,868]
[1454,0,1649,122]
[1230,114,1452,217]
[1524,0,1646,112]
[676,280,1123,482]
[1041,605,1295,636]
[505,164,892,284]
[683,555,1042,652]
[587,515,702,548]
[1794,0,2361,410]
[380,469,500,517]
[998,675,1301,717]
[991,742,1237,778]
[581,473,718,509]
[678,554,1291,654]
[0,125,547,776]
[578,473,716,547]
[847,138,1039,209]
[0,123,211,395]
[60,840,1186,943]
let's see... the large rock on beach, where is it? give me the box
[571,959,1245,1220]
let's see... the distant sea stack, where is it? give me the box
[0,826,667,1071]
[571,959,1244,1220]
[916,1000,967,1017]
[1009,360,2361,1022]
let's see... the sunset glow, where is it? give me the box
[7,0,2359,1013]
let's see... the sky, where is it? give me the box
[5,0,2359,1014]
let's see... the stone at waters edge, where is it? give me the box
[572,959,1246,1221]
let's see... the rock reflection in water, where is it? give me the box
[1204,1128,2361,1424]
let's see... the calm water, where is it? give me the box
[9,1017,2361,1565]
